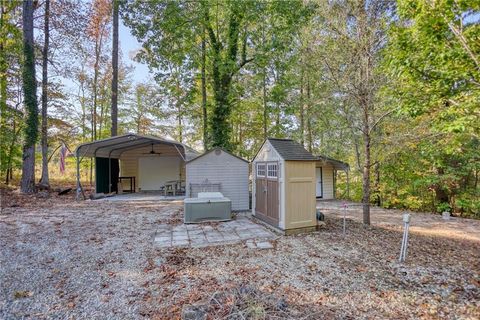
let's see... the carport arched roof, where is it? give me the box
[75,133,199,161]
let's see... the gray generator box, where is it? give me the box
[184,193,232,223]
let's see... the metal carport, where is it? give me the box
[74,134,198,200]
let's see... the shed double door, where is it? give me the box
[255,162,279,226]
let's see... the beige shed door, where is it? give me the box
[138,156,180,191]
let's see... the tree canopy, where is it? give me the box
[2,0,478,217]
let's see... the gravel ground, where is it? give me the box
[317,200,480,242]
[1,192,479,319]
[0,198,182,319]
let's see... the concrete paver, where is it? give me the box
[256,241,274,249]
[154,215,276,248]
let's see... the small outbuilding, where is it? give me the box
[186,148,249,211]
[75,134,198,197]
[252,138,349,233]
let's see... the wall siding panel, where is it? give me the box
[186,150,249,211]
[317,163,335,200]
[119,144,185,192]
[284,161,317,229]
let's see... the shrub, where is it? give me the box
[436,202,451,214]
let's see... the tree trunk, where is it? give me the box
[262,18,268,140]
[177,106,183,143]
[5,168,10,184]
[5,142,13,185]
[135,87,142,134]
[374,161,380,206]
[362,130,371,225]
[204,4,245,151]
[0,1,7,177]
[175,77,183,143]
[90,34,103,187]
[5,121,20,184]
[80,78,87,141]
[110,0,118,137]
[89,158,93,186]
[275,103,281,136]
[306,75,312,152]
[299,70,305,146]
[39,0,50,189]
[210,44,233,149]
[92,35,103,142]
[99,99,104,140]
[238,117,243,148]
[92,69,97,141]
[211,74,232,149]
[359,0,371,225]
[262,67,268,139]
[201,31,208,150]
[475,169,478,191]
[434,167,449,204]
[20,0,38,194]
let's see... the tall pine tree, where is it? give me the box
[20,0,38,193]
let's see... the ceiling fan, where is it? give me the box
[142,143,162,156]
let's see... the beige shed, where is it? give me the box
[252,138,349,233]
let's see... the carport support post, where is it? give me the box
[108,156,111,194]
[76,150,81,200]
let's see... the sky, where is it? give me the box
[119,18,150,84]
[57,18,151,113]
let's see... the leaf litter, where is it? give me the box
[0,190,479,319]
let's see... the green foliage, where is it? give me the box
[380,0,480,217]
[455,194,480,217]
[386,0,479,135]
[0,1,23,181]
[2,0,476,218]
[436,202,452,214]
[121,0,310,151]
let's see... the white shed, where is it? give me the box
[185,148,249,211]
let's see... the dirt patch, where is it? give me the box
[0,185,84,211]
[318,200,480,242]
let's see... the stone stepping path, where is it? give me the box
[245,239,274,249]
[154,216,276,248]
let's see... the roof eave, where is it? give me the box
[316,156,350,170]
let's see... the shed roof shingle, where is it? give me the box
[267,138,317,161]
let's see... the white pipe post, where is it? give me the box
[399,213,411,263]
[399,234,404,259]
[403,223,410,261]
[343,202,347,236]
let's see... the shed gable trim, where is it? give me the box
[252,139,283,162]
[252,139,272,162]
[253,138,317,162]
[186,147,248,164]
